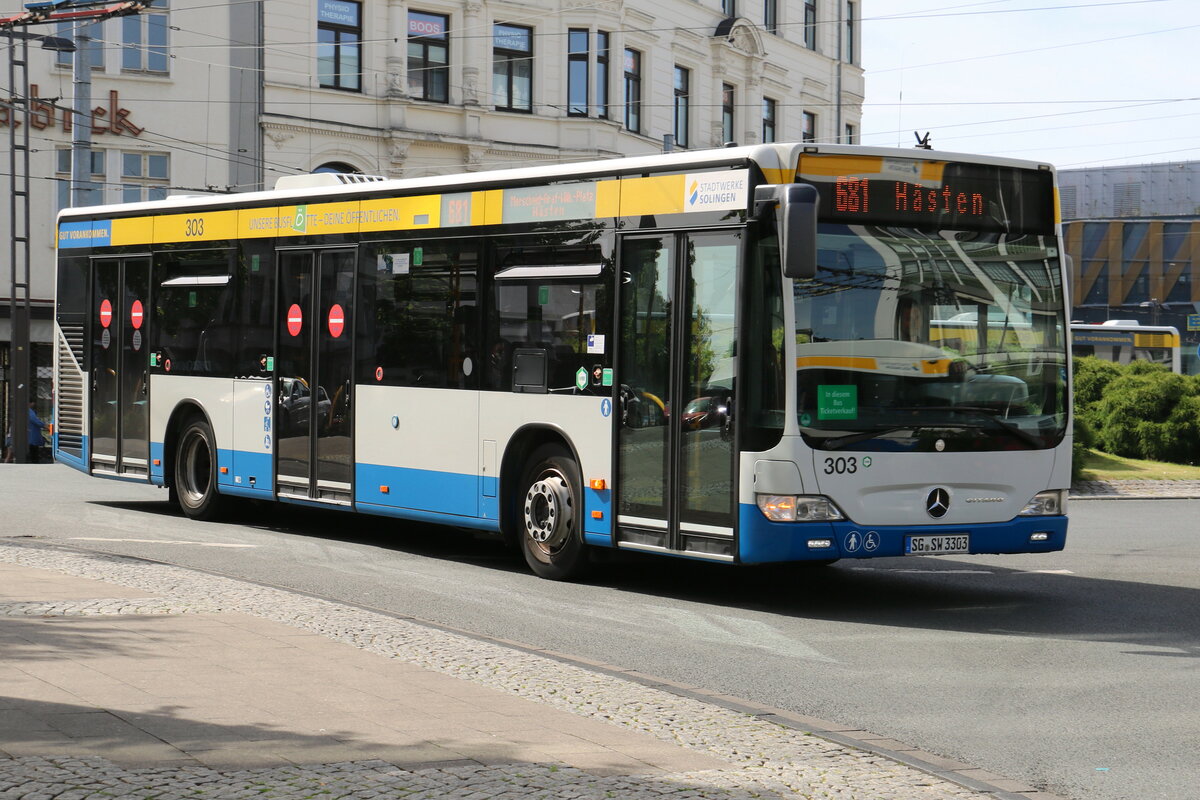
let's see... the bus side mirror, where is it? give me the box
[755,183,819,280]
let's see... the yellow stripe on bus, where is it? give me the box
[110,217,154,246]
[1134,332,1181,347]
[798,155,883,177]
[619,175,686,216]
[151,210,238,244]
[921,358,953,375]
[796,356,879,370]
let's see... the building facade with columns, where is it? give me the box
[1,0,864,435]
[260,0,864,178]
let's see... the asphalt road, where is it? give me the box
[2,463,1196,800]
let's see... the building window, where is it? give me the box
[56,21,105,70]
[55,148,104,210]
[314,161,361,174]
[493,23,533,112]
[802,111,816,142]
[317,0,362,91]
[844,123,856,144]
[673,66,690,148]
[121,151,169,203]
[122,0,168,73]
[722,0,737,17]
[764,0,777,33]
[845,1,856,63]
[762,97,776,143]
[624,48,641,133]
[408,11,448,103]
[804,0,817,50]
[567,29,589,116]
[722,84,735,144]
[597,31,610,119]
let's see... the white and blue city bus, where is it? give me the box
[53,144,1070,579]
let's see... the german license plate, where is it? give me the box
[905,534,970,555]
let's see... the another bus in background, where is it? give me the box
[1070,321,1181,373]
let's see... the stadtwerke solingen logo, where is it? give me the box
[683,170,749,213]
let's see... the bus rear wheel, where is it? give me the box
[518,444,588,580]
[173,417,225,521]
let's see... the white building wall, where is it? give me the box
[1,0,864,352]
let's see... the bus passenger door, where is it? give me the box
[90,256,151,477]
[616,231,740,558]
[276,248,356,504]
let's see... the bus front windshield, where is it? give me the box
[794,225,1068,452]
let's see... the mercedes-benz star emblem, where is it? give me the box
[926,488,950,518]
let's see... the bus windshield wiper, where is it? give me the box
[822,426,915,450]
[892,405,1043,448]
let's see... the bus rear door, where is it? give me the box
[276,248,356,504]
[90,256,150,477]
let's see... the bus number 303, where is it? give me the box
[185,218,205,237]
[824,456,857,475]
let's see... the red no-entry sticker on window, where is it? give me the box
[328,304,345,338]
[99,299,113,328]
[286,304,303,337]
[130,299,144,330]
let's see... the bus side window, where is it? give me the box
[359,241,479,389]
[489,278,609,393]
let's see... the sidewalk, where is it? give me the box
[0,541,1068,800]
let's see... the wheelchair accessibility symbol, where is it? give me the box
[863,531,880,552]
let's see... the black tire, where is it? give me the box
[173,417,225,521]
[517,444,589,580]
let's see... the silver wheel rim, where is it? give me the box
[178,430,211,507]
[523,470,574,552]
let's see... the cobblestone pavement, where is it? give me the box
[0,541,1068,800]
[1070,479,1200,499]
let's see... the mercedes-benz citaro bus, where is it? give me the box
[54,143,1070,579]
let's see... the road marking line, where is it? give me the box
[70,537,257,549]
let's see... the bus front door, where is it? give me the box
[90,257,150,477]
[616,231,741,558]
[276,248,356,505]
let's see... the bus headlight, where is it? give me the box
[756,494,845,522]
[1019,489,1067,516]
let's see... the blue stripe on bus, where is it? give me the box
[150,442,165,481]
[356,462,480,517]
[58,220,112,248]
[54,435,88,473]
[354,501,501,532]
[231,449,273,495]
[583,487,612,545]
[736,504,1068,563]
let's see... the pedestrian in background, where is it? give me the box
[26,400,49,463]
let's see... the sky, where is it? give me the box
[858,0,1200,169]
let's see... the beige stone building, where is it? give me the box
[1,0,863,418]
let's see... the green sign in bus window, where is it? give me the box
[818,385,858,420]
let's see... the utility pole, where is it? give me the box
[1,1,154,464]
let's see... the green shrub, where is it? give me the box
[1088,369,1200,462]
[1072,356,1123,409]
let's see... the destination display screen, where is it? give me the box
[797,153,1056,235]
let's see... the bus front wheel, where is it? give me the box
[173,417,225,521]
[518,444,588,580]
